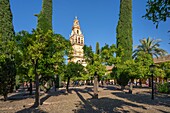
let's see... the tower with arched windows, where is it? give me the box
[69,17,87,66]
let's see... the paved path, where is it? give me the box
[0,85,170,113]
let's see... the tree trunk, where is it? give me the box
[66,77,70,93]
[114,79,117,85]
[139,79,142,87]
[149,78,151,87]
[3,93,7,101]
[91,76,93,85]
[34,59,40,107]
[29,78,32,95]
[56,75,59,89]
[129,80,133,94]
[93,72,98,99]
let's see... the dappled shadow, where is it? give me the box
[112,91,170,107]
[103,85,120,91]
[4,88,68,102]
[14,88,69,112]
[69,86,94,98]
[16,105,48,113]
[73,89,99,113]
[4,92,35,101]
[40,88,68,105]
[156,108,170,113]
[73,88,146,113]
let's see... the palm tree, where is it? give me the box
[133,37,167,87]
[133,37,167,59]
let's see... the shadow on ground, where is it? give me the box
[16,105,48,113]
[72,88,146,113]
[14,88,68,113]
[112,91,170,107]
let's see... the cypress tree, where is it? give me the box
[0,0,15,40]
[0,0,16,101]
[37,0,52,32]
[34,0,52,106]
[116,0,133,87]
[116,0,132,61]
[95,42,100,54]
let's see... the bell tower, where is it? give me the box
[69,17,86,66]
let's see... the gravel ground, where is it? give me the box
[0,85,170,113]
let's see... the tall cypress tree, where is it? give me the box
[0,0,15,40]
[116,0,132,61]
[116,0,133,87]
[34,0,52,107]
[37,0,52,32]
[95,42,100,54]
[0,0,16,101]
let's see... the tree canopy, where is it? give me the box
[116,0,133,87]
[0,0,16,101]
[133,37,167,59]
[144,0,170,28]
[37,0,52,33]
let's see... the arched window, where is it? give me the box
[78,37,80,43]
[77,60,80,63]
[77,30,79,34]
[75,38,77,43]
[81,39,83,44]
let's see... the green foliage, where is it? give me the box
[116,0,132,86]
[124,60,142,79]
[0,0,16,61]
[0,59,16,98]
[37,0,52,33]
[112,64,129,86]
[160,61,170,79]
[64,62,84,91]
[83,45,94,64]
[133,37,167,58]
[83,44,106,80]
[86,54,106,79]
[0,0,16,100]
[143,0,170,28]
[15,29,71,95]
[157,82,170,93]
[134,51,153,67]
[95,42,100,54]
[112,51,153,85]
[154,66,165,78]
[116,0,133,62]
[0,0,15,41]
[64,62,84,79]
[134,51,153,79]
[15,31,34,82]
[101,44,121,66]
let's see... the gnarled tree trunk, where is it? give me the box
[93,72,98,99]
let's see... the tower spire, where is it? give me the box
[69,17,87,66]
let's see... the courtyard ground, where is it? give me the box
[0,85,170,113]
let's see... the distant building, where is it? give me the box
[154,55,170,64]
[69,17,87,66]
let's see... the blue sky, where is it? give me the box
[10,0,170,54]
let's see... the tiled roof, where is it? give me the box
[154,55,170,64]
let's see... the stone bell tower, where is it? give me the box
[69,17,87,66]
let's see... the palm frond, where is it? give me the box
[134,37,167,59]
